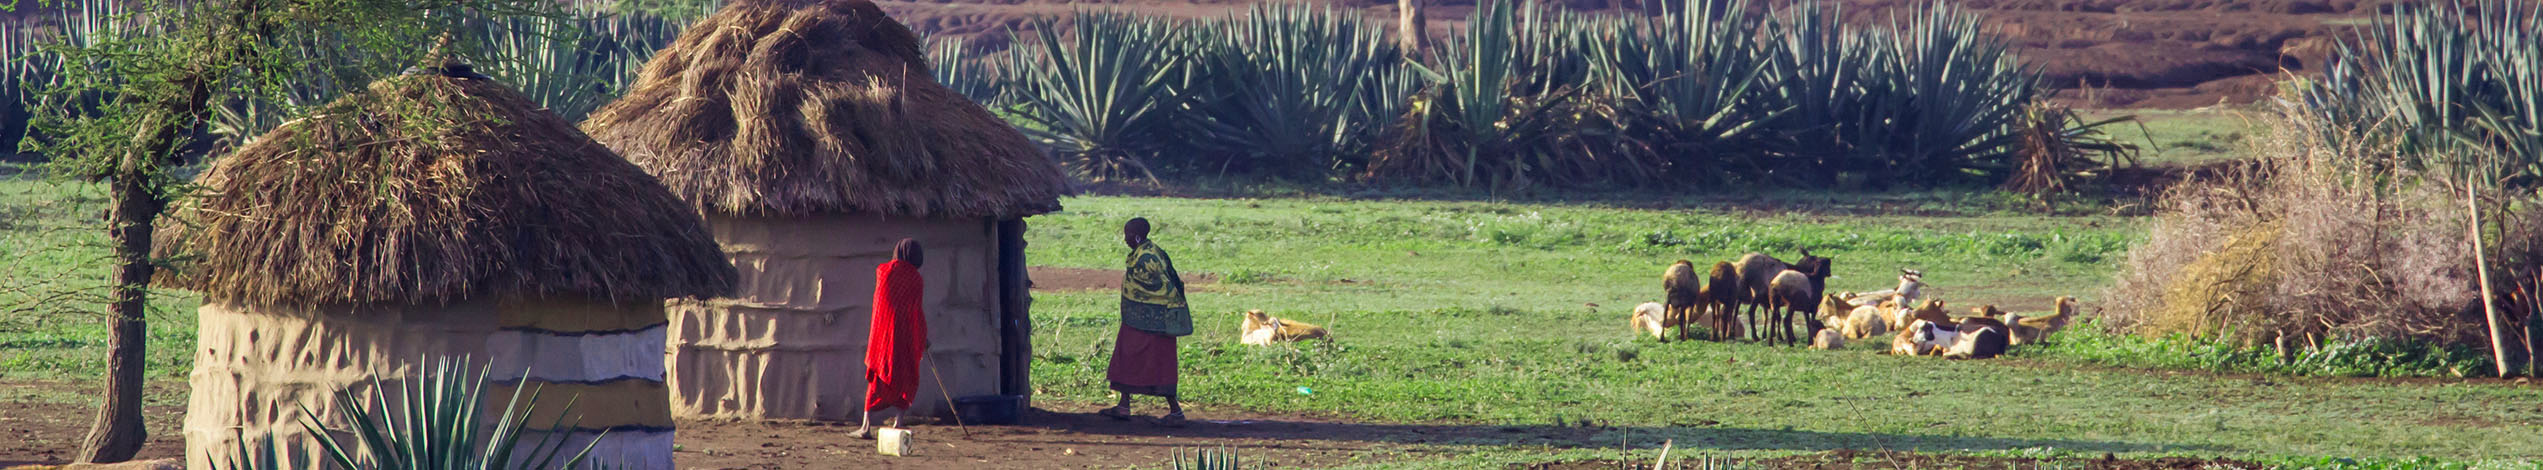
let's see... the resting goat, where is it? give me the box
[1242,310,1328,345]
[2001,297,2079,347]
[1891,320,1959,356]
[1945,316,2009,359]
[1818,293,1890,340]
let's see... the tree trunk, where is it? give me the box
[78,168,163,463]
[1398,0,1427,62]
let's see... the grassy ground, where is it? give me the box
[7,174,2543,466]
[0,178,196,406]
[1018,196,2543,463]
[2085,107,2271,168]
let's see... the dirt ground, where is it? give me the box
[673,407,1457,469]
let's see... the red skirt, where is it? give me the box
[1107,326,1180,397]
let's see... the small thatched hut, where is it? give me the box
[580,0,1068,420]
[162,70,735,469]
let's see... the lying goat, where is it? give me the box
[1241,310,1329,345]
[1891,320,1959,356]
[1945,316,2009,359]
[2002,297,2079,346]
[1817,293,1890,340]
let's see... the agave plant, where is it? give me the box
[928,36,1007,107]
[7,0,158,154]
[1004,12,1188,183]
[1585,0,1779,183]
[215,357,607,470]
[1176,3,1403,179]
[1166,446,1244,470]
[2304,0,2543,191]
[1758,0,2041,187]
[1373,0,1600,190]
[205,1,701,149]
[1868,2,2039,183]
[1756,0,1880,185]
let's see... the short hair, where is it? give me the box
[1124,217,1151,238]
[893,238,925,268]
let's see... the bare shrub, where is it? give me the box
[2103,110,2534,348]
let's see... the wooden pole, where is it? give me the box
[1398,0,1428,62]
[2467,178,2510,378]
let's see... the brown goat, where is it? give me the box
[1764,269,1822,346]
[1735,250,1831,345]
[1701,261,1741,340]
[1662,260,1705,342]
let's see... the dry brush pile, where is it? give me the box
[2102,3,2543,371]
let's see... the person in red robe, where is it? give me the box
[854,239,927,439]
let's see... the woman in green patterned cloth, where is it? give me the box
[1100,217,1192,426]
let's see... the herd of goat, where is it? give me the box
[1632,251,2078,359]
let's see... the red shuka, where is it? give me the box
[864,259,927,411]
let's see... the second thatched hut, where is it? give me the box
[581,0,1069,420]
[162,70,735,469]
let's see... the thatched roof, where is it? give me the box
[159,72,738,306]
[580,0,1068,219]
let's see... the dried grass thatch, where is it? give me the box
[580,0,1067,218]
[159,73,738,306]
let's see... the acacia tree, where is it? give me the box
[10,0,557,462]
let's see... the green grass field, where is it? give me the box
[6,173,2542,467]
[2085,107,2271,168]
[1013,196,2542,465]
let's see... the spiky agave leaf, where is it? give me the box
[285,356,607,470]
[1177,3,1401,179]
[2304,0,2543,191]
[1004,11,1187,183]
[927,36,1007,107]
[1585,0,1779,183]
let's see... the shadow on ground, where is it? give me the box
[1017,407,2214,455]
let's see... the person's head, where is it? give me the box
[893,238,925,268]
[1123,217,1151,248]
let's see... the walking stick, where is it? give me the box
[927,359,973,437]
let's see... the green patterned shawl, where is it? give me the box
[1120,240,1192,336]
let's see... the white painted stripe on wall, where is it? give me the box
[485,325,668,383]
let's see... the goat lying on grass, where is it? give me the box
[1946,316,2009,359]
[1818,293,1890,340]
[2002,296,2079,346]
[1891,320,1958,356]
[1811,328,1846,350]
[1242,310,1328,345]
[1633,302,1672,340]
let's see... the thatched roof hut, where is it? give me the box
[582,0,1066,420]
[165,70,733,469]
